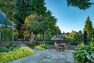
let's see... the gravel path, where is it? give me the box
[8,49,74,63]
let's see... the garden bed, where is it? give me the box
[0,47,34,63]
[73,43,94,63]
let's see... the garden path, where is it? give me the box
[9,49,74,63]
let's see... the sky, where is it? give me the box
[45,0,94,33]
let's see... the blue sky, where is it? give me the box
[45,0,94,32]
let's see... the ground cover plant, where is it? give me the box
[0,47,34,63]
[35,44,48,50]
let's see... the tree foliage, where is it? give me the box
[14,0,32,37]
[24,0,61,40]
[65,30,83,45]
[67,0,93,10]
[0,0,61,39]
[0,0,14,20]
[31,0,47,15]
[84,16,93,39]
[14,0,32,24]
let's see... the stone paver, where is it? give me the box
[8,49,74,63]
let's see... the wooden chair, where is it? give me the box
[55,42,68,51]
[55,42,63,51]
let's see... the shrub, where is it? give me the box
[37,34,43,40]
[73,42,94,63]
[89,42,94,48]
[23,30,30,37]
[28,41,36,48]
[0,45,18,52]
[35,44,48,50]
[0,47,34,63]
[1,25,13,41]
[13,29,19,37]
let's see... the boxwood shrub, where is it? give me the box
[0,47,34,63]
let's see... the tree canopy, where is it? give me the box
[31,0,47,15]
[67,0,94,10]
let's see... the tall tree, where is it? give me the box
[24,0,61,42]
[84,16,93,40]
[14,0,32,37]
[31,0,61,39]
